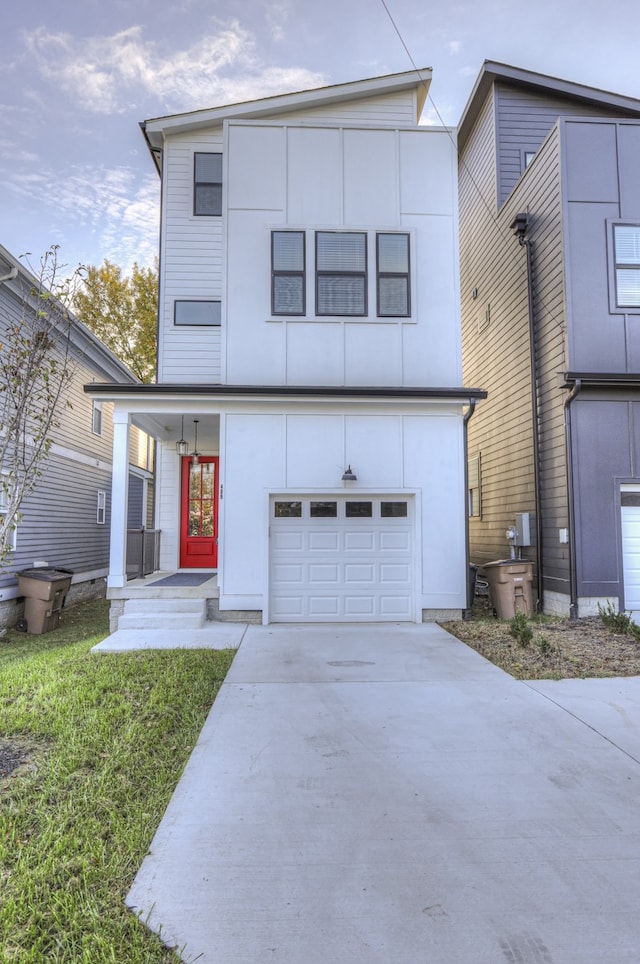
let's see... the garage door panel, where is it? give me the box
[309,531,340,551]
[380,595,412,616]
[344,596,376,615]
[380,531,411,550]
[272,564,305,583]
[308,596,340,615]
[344,531,376,551]
[272,530,304,550]
[380,563,411,582]
[344,564,376,583]
[309,564,340,582]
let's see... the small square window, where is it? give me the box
[174,301,221,326]
[310,501,337,517]
[274,501,302,518]
[92,400,103,436]
[381,501,408,518]
[97,490,106,525]
[345,501,372,518]
[194,153,222,216]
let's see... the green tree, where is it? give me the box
[73,259,158,383]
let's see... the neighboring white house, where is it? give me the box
[88,68,485,626]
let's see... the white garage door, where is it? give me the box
[270,496,414,622]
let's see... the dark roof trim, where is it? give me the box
[564,372,640,389]
[458,60,640,152]
[84,382,487,401]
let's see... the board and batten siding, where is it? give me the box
[224,121,460,388]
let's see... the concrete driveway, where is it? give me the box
[127,623,640,963]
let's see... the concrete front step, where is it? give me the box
[118,598,206,631]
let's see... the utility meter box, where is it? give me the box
[514,512,533,547]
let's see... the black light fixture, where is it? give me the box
[341,465,357,481]
[191,419,200,465]
[511,212,529,243]
[176,415,189,456]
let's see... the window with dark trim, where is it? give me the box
[613,224,640,308]
[174,300,221,326]
[316,231,367,316]
[377,233,410,317]
[194,153,222,216]
[272,231,305,315]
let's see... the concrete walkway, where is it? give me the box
[127,623,640,963]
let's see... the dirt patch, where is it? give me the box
[441,597,640,679]
[0,736,44,787]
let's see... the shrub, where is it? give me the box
[509,610,533,647]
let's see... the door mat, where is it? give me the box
[150,573,213,587]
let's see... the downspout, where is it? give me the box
[463,397,477,618]
[564,378,582,620]
[511,213,543,612]
[0,267,18,285]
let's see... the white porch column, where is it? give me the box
[108,409,131,589]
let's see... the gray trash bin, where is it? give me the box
[483,560,534,618]
[17,568,73,634]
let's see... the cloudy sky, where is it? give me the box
[2,0,640,274]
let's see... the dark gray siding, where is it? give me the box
[495,84,617,206]
[563,118,640,373]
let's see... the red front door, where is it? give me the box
[180,456,219,568]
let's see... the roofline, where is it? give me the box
[0,243,140,385]
[564,371,640,389]
[141,68,432,152]
[458,60,640,152]
[84,383,486,402]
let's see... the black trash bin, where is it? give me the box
[17,568,73,634]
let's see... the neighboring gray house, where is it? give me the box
[458,62,640,619]
[0,244,154,628]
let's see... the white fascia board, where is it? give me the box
[142,68,432,147]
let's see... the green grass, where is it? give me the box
[0,598,235,963]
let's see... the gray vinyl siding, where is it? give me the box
[0,251,145,593]
[495,84,615,206]
[1,452,112,584]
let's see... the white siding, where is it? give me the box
[159,130,224,383]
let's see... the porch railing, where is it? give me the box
[126,528,161,579]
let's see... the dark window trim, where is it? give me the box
[193,152,222,217]
[376,232,410,318]
[174,300,222,327]
[271,231,306,316]
[315,230,368,317]
[608,219,640,314]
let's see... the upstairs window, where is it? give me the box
[194,153,222,216]
[613,224,640,308]
[272,231,305,315]
[174,300,221,326]
[377,233,410,317]
[316,232,367,316]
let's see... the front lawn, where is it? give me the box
[0,598,235,962]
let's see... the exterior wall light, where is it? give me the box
[191,419,200,466]
[176,415,189,456]
[341,465,357,481]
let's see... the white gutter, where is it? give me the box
[0,267,18,285]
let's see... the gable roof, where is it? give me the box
[458,60,640,152]
[141,67,431,160]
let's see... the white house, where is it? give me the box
[88,68,484,627]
